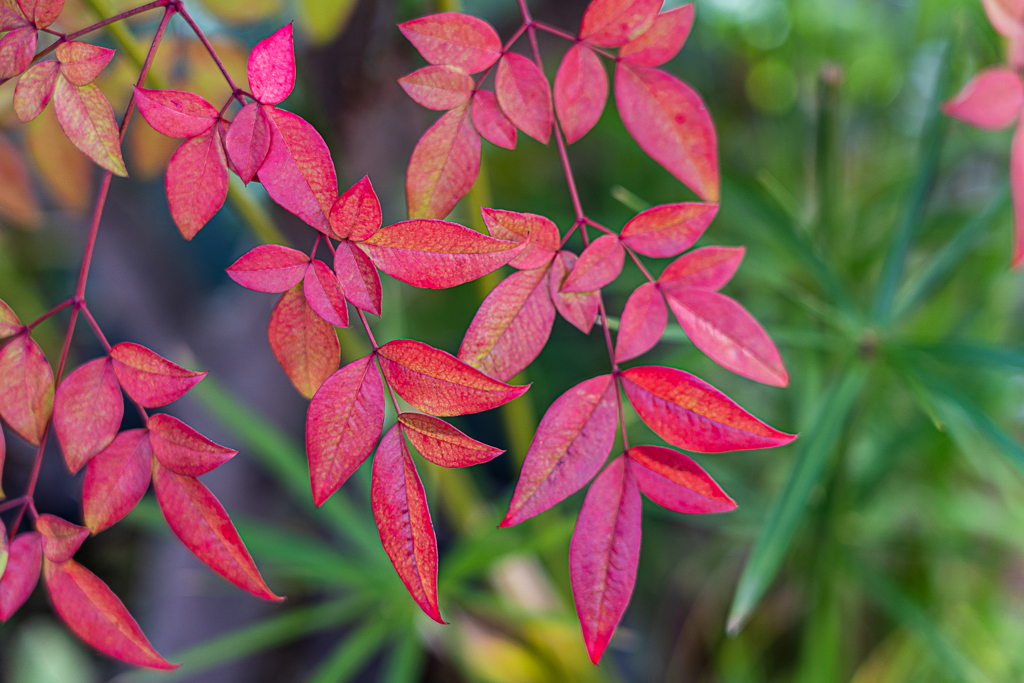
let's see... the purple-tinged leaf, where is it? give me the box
[82,429,152,533]
[399,12,501,73]
[109,342,206,409]
[658,245,744,291]
[619,5,694,66]
[398,413,503,467]
[268,284,341,399]
[495,53,553,144]
[14,60,59,122]
[615,282,666,362]
[226,244,310,293]
[549,251,600,333]
[554,43,608,144]
[579,0,661,47]
[562,234,624,292]
[620,202,717,258]
[166,127,229,240]
[303,259,349,328]
[53,357,123,474]
[405,104,481,220]
[400,64,475,111]
[331,176,382,241]
[135,87,219,139]
[55,41,114,86]
[0,333,54,446]
[53,77,127,176]
[148,413,236,477]
[0,532,41,622]
[334,241,383,316]
[471,90,517,149]
[248,24,295,105]
[225,102,271,184]
[627,445,735,513]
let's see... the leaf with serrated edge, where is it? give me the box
[400,65,474,111]
[620,202,717,258]
[17,0,61,28]
[14,61,59,122]
[110,342,206,408]
[268,283,340,399]
[148,413,237,477]
[628,445,735,513]
[53,77,127,176]
[331,176,382,241]
[554,44,608,144]
[54,357,123,473]
[226,244,310,293]
[166,128,229,240]
[579,0,661,47]
[0,27,36,79]
[619,5,694,66]
[658,245,743,291]
[55,41,114,86]
[405,105,481,220]
[0,532,41,622]
[334,241,382,316]
[550,251,600,333]
[303,260,349,328]
[502,375,618,526]
[134,87,219,139]
[399,12,501,73]
[36,514,89,563]
[495,53,553,144]
[0,299,21,337]
[398,413,502,467]
[248,24,295,105]
[615,282,666,362]
[83,429,152,533]
[481,208,559,269]
[225,102,271,184]
[471,90,517,149]
[0,334,54,445]
[562,234,624,292]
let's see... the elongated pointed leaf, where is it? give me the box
[943,68,1024,131]
[550,251,600,333]
[481,207,560,269]
[562,234,624,292]
[1012,123,1024,268]
[304,259,349,328]
[371,424,443,623]
[471,90,517,149]
[0,532,41,622]
[620,202,717,258]
[554,44,608,144]
[0,298,21,338]
[619,5,694,66]
[166,128,229,240]
[53,77,127,176]
[334,241,382,316]
[14,60,59,122]
[570,456,641,664]
[225,102,271,184]
[502,375,619,526]
[53,357,123,473]
[495,53,553,144]
[248,24,295,105]
[36,514,89,562]
[615,282,666,362]
[627,445,735,513]
[55,41,114,86]
[82,429,152,533]
[580,0,661,47]
[134,87,220,139]
[658,245,744,291]
[0,27,35,79]
[399,12,501,73]
[226,244,310,293]
[268,283,341,399]
[110,342,206,408]
[405,105,481,220]
[400,64,474,111]
[17,0,60,28]
[0,333,54,446]
[398,413,502,467]
[330,176,382,241]
[148,413,237,477]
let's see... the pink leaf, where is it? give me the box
[53,77,128,176]
[82,429,152,533]
[225,102,271,183]
[481,207,560,269]
[371,424,444,622]
[226,244,310,293]
[398,413,503,467]
[615,282,667,362]
[13,60,59,122]
[334,241,383,316]
[0,298,21,338]
[377,339,528,417]
[268,284,340,399]
[16,0,61,28]
[982,0,1024,38]
[55,41,114,86]
[549,251,601,333]
[658,245,744,291]
[0,428,5,498]
[36,514,89,563]
[471,90,517,149]
[359,218,523,288]
[248,24,295,105]
[561,234,624,292]
[330,176,382,241]
[579,0,661,47]
[399,12,501,74]
[495,53,553,144]
[148,413,237,477]
[0,532,41,622]
[405,105,481,220]
[554,44,608,144]
[110,342,206,408]
[258,107,338,235]
[399,64,475,111]
[619,4,694,66]
[615,62,718,202]
[134,87,219,139]
[303,259,349,328]
[0,0,29,30]
[458,267,556,381]
[1013,123,1024,268]
[943,68,1024,131]
[620,202,717,257]
[0,26,35,79]
[166,128,229,240]
[0,333,54,446]
[620,365,795,452]
[627,445,735,513]
[570,456,641,665]
[306,355,385,506]
[53,357,123,474]
[502,375,619,526]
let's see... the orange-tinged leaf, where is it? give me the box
[110,342,206,408]
[406,105,481,220]
[0,298,21,338]
[562,234,624,292]
[25,105,93,212]
[52,76,128,176]
[166,127,229,240]
[330,175,382,241]
[615,282,666,362]
[0,27,35,79]
[658,245,744,291]
[480,207,560,269]
[0,131,42,226]
[148,413,236,477]
[53,357,123,473]
[398,413,502,467]
[620,202,717,258]
[0,333,54,446]
[399,12,501,74]
[943,68,1024,131]
[55,41,114,86]
[495,53,553,144]
[0,532,41,622]
[579,0,661,47]
[334,241,382,316]
[303,259,349,328]
[471,90,516,149]
[627,445,735,513]
[0,0,28,30]
[82,429,152,533]
[554,44,608,144]
[17,0,61,28]
[14,60,59,122]
[619,4,694,66]
[550,251,600,333]
[134,87,219,138]
[248,24,295,105]
[400,64,474,111]
[268,283,340,399]
[36,514,89,562]
[226,244,310,293]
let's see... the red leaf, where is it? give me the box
[166,128,229,240]
[400,64,475,111]
[398,413,503,467]
[306,355,385,506]
[943,68,1024,131]
[615,62,718,202]
[615,282,666,362]
[331,176,382,241]
[152,459,280,601]
[0,0,29,30]
[82,429,152,533]
[110,342,206,408]
[481,207,560,269]
[0,532,41,622]
[1015,123,1024,268]
[55,41,114,86]
[53,357,123,474]
[148,413,236,477]
[405,105,481,220]
[0,298,22,338]
[44,558,176,669]
[303,259,349,328]
[13,60,59,122]
[399,12,501,74]
[549,251,600,333]
[226,244,310,293]
[225,102,271,184]
[371,424,443,623]
[16,0,61,28]
[664,288,788,386]
[502,375,619,526]
[627,445,735,513]
[579,0,661,47]
[562,234,624,292]
[334,241,383,316]
[570,456,641,665]
[53,76,127,176]
[0,333,54,446]
[620,202,717,258]
[471,90,517,149]
[134,87,219,139]
[359,218,522,288]
[268,284,341,399]
[0,26,36,79]
[258,107,338,234]
[554,44,608,144]
[495,53,553,144]
[620,365,795,452]
[377,339,528,416]
[459,267,556,381]
[248,24,295,105]
[619,4,694,66]
[658,245,744,291]
[36,514,89,563]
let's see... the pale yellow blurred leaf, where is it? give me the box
[196,0,279,24]
[26,107,94,212]
[297,0,357,45]
[128,116,179,180]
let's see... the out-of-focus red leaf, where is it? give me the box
[44,558,176,669]
[569,456,641,665]
[0,27,36,79]
[615,282,666,362]
[0,519,6,575]
[943,68,1024,131]
[82,429,152,533]
[982,0,1024,38]
[1,429,5,498]
[0,0,28,30]
[615,62,718,202]
[166,128,229,240]
[148,413,236,477]
[377,339,528,416]
[481,207,560,269]
[579,0,661,47]
[17,0,61,28]
[258,107,338,234]
[53,77,128,176]
[562,234,624,292]
[110,342,206,409]
[405,104,481,220]
[330,176,382,241]
[36,514,89,562]
[554,44,608,144]
[502,375,618,526]
[619,4,694,66]
[248,24,295,105]
[268,284,340,399]
[549,251,600,333]
[303,259,349,328]
[400,64,474,111]
[459,267,556,381]
[495,53,553,144]
[0,298,21,338]
[471,90,517,149]
[53,357,123,474]
[134,87,219,139]
[0,333,54,446]
[55,41,114,86]
[627,445,735,513]
[334,241,383,316]
[225,102,271,184]
[620,365,795,452]
[658,245,744,291]
[371,424,443,623]
[620,202,717,258]
[1012,123,1024,268]
[226,244,310,293]
[398,413,503,467]
[306,355,384,506]
[14,60,59,122]
[0,532,41,622]
[0,132,42,226]
[399,12,501,74]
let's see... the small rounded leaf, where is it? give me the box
[331,176,383,241]
[55,41,115,86]
[17,0,63,29]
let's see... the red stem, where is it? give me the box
[176,3,246,105]
[27,299,73,330]
[357,309,405,414]
[32,0,172,61]
[533,21,577,42]
[79,304,113,352]
[624,245,656,284]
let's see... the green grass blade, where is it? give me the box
[306,619,395,683]
[381,630,425,683]
[915,342,1024,372]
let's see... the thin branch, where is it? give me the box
[27,299,73,330]
[176,3,246,105]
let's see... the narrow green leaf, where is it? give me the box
[915,342,1024,372]
[306,619,395,683]
[382,630,425,683]
[611,185,652,213]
